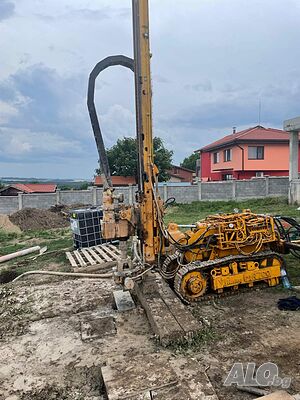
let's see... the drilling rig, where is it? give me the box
[87,0,299,304]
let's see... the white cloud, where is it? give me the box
[6,136,32,155]
[0,100,18,123]
[1,0,300,177]
[101,104,135,146]
[0,127,82,158]
[0,0,14,21]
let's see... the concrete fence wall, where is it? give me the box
[0,176,289,215]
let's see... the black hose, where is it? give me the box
[87,55,134,190]
[274,215,300,259]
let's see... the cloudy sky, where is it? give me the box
[0,0,300,179]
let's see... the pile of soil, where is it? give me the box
[49,204,89,213]
[9,208,70,231]
[0,214,21,233]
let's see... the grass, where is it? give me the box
[164,197,298,225]
[0,228,72,255]
[0,230,19,243]
[166,327,219,354]
[284,254,300,285]
[0,227,73,282]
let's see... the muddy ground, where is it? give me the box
[0,274,299,400]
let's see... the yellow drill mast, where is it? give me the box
[132,0,161,262]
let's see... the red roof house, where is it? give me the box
[197,125,296,181]
[0,183,57,196]
[94,176,136,187]
[167,165,195,183]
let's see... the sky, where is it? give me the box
[0,0,300,179]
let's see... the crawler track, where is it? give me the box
[173,250,284,304]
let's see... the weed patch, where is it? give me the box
[166,327,219,354]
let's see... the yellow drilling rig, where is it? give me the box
[87,0,299,304]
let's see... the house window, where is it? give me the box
[255,171,264,178]
[248,146,264,160]
[224,148,232,162]
[213,152,219,164]
[223,174,233,180]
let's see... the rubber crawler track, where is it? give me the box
[173,250,285,304]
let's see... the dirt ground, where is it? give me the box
[0,274,299,400]
[9,208,70,231]
[0,215,21,234]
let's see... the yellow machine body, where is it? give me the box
[165,211,285,302]
[170,211,277,262]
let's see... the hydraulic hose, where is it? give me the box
[87,55,134,190]
[274,215,300,259]
[11,270,113,283]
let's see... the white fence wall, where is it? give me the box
[0,176,289,215]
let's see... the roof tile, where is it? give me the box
[95,176,136,186]
[12,183,57,193]
[199,125,291,152]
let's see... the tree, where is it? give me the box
[180,152,198,172]
[96,136,173,182]
[79,182,90,190]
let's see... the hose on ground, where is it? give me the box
[11,270,113,283]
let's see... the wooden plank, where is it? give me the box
[74,250,86,267]
[109,244,121,255]
[88,248,104,264]
[81,249,97,265]
[66,251,77,267]
[101,245,120,261]
[73,261,115,273]
[94,246,112,262]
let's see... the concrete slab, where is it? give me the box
[155,275,202,337]
[101,353,178,400]
[114,290,136,312]
[123,393,151,400]
[257,391,294,400]
[169,357,219,400]
[135,282,183,345]
[151,384,191,399]
[101,353,219,400]
[135,273,201,345]
[80,315,116,342]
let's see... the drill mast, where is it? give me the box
[132,0,160,262]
